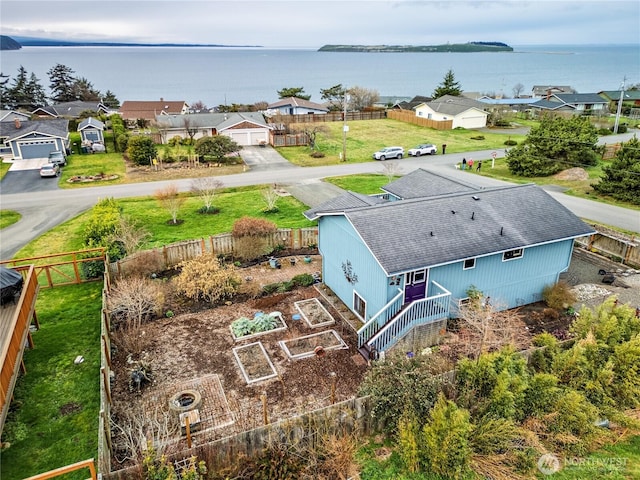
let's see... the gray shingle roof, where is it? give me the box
[381,168,479,199]
[0,119,69,141]
[342,184,594,275]
[78,117,105,130]
[553,93,608,104]
[267,97,329,112]
[304,191,387,220]
[155,112,268,129]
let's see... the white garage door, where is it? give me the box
[19,140,56,159]
[250,131,268,145]
[228,132,249,145]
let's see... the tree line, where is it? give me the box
[0,63,120,111]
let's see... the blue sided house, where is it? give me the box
[304,169,595,358]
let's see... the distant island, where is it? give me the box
[0,35,261,50]
[0,35,21,50]
[318,42,513,53]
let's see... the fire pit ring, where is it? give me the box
[168,389,202,413]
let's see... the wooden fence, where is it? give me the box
[387,109,454,130]
[267,110,386,126]
[575,224,639,268]
[98,279,113,473]
[24,459,97,480]
[0,248,106,289]
[104,396,374,479]
[107,227,318,279]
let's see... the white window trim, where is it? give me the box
[503,248,524,262]
[353,291,366,321]
[463,258,476,270]
[458,297,471,307]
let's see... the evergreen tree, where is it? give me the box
[506,114,599,177]
[593,137,640,204]
[5,65,29,110]
[276,86,311,100]
[71,77,101,102]
[320,84,347,111]
[102,90,120,109]
[26,72,47,109]
[432,69,463,98]
[48,63,76,103]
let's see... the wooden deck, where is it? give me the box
[0,265,38,434]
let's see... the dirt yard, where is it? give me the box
[108,256,368,467]
[107,248,639,468]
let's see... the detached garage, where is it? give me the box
[0,118,69,160]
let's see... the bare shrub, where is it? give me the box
[154,183,186,224]
[111,402,178,466]
[108,276,165,329]
[314,431,360,480]
[173,253,241,303]
[120,250,166,278]
[380,161,403,183]
[542,281,576,310]
[232,217,278,261]
[455,302,531,359]
[108,215,151,256]
[191,177,224,211]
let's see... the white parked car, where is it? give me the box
[408,144,437,156]
[40,163,61,178]
[372,146,404,160]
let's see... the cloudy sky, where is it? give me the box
[1,0,638,47]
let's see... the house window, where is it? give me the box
[459,298,471,307]
[418,111,423,117]
[354,292,366,320]
[463,258,476,270]
[503,248,523,261]
[406,269,426,284]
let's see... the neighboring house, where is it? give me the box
[477,97,537,112]
[266,97,329,115]
[529,93,609,115]
[304,169,594,356]
[154,112,271,146]
[77,117,105,144]
[374,95,412,108]
[0,110,30,123]
[599,90,640,108]
[531,85,576,98]
[415,95,489,129]
[119,99,189,124]
[31,100,109,118]
[391,95,432,110]
[0,118,69,159]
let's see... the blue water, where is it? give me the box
[1,44,637,107]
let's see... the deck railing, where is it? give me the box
[364,282,451,353]
[357,289,403,348]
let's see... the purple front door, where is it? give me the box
[404,269,427,304]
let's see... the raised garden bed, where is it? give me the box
[279,330,348,360]
[230,312,287,342]
[294,298,335,328]
[233,342,278,385]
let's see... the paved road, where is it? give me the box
[1,133,638,260]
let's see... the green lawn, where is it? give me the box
[15,185,317,258]
[275,119,527,166]
[0,210,21,229]
[0,161,11,181]
[58,152,127,188]
[537,435,640,479]
[0,282,103,480]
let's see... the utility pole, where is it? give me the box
[613,78,625,134]
[342,90,348,162]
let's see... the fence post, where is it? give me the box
[72,252,81,284]
[102,335,111,369]
[101,367,112,405]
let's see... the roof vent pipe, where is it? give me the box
[471,212,475,220]
[500,227,504,236]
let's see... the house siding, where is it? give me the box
[430,239,574,310]
[318,217,390,322]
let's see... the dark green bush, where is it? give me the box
[503,139,518,146]
[292,273,315,287]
